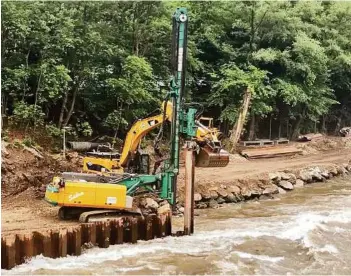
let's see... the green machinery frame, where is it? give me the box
[123,8,196,205]
[45,8,195,207]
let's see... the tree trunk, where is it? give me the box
[33,68,42,130]
[114,100,123,139]
[269,114,272,140]
[321,115,326,134]
[58,89,69,128]
[63,85,78,127]
[291,108,306,140]
[22,49,30,100]
[291,116,303,140]
[230,88,252,151]
[334,115,342,135]
[248,112,255,141]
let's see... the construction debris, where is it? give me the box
[340,127,351,137]
[297,133,324,142]
[240,146,302,159]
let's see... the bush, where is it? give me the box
[10,101,45,128]
[22,137,36,147]
[75,120,93,137]
[45,124,62,138]
[12,139,23,148]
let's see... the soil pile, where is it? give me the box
[296,136,351,154]
[1,142,81,198]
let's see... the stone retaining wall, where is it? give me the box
[188,161,351,210]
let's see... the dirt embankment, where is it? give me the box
[1,143,81,198]
[1,136,351,236]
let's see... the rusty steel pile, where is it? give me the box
[1,213,172,270]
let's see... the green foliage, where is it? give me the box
[75,120,93,137]
[103,110,128,131]
[10,101,45,128]
[45,124,62,138]
[12,139,23,149]
[22,137,36,147]
[209,64,273,123]
[2,1,351,141]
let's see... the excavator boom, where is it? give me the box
[82,100,229,173]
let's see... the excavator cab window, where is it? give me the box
[199,117,213,129]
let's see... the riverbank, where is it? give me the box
[5,176,351,275]
[2,137,351,236]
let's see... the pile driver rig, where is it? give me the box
[45,8,229,222]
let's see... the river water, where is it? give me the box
[5,176,351,275]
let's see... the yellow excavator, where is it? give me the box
[45,8,229,222]
[82,100,229,175]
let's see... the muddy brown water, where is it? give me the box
[3,177,351,275]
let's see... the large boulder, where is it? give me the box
[217,188,228,198]
[235,194,245,202]
[262,185,279,195]
[280,172,291,181]
[1,142,9,157]
[250,188,262,197]
[298,170,313,183]
[201,191,211,200]
[225,193,237,203]
[216,197,226,204]
[277,180,294,190]
[209,199,219,208]
[194,193,202,202]
[321,170,330,179]
[277,187,287,194]
[196,202,208,209]
[158,202,171,214]
[286,173,297,184]
[240,187,252,199]
[294,179,304,188]
[143,198,159,211]
[309,167,323,181]
[210,190,219,200]
[269,172,281,182]
[227,185,241,195]
[329,166,338,176]
[337,165,348,175]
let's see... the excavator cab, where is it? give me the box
[198,117,213,128]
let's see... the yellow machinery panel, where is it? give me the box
[63,182,96,206]
[93,183,127,209]
[83,156,122,173]
[45,181,129,209]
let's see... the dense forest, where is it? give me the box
[2,1,351,146]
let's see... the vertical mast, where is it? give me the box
[171,7,188,173]
[161,8,188,206]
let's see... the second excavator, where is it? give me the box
[82,100,229,175]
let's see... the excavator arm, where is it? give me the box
[83,100,228,173]
[119,101,173,167]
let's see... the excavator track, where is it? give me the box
[57,207,143,223]
[79,209,143,223]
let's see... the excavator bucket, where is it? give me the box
[195,146,230,167]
